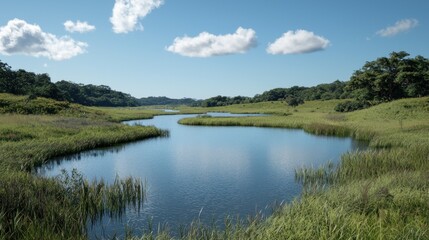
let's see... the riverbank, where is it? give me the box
[1,93,428,239]
[175,97,429,239]
[0,94,169,239]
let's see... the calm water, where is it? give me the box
[38,113,366,237]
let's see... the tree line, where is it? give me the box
[199,51,429,110]
[1,51,428,109]
[0,61,203,107]
[138,96,200,106]
[199,80,351,107]
[335,51,429,112]
[0,61,139,107]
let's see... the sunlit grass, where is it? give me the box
[171,97,429,239]
[1,93,428,239]
[0,94,168,239]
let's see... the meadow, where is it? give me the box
[1,93,429,239]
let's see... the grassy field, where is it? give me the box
[0,94,168,239]
[172,97,429,239]
[1,93,429,239]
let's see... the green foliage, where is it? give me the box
[174,97,429,239]
[200,95,251,107]
[0,169,147,239]
[285,95,304,107]
[348,51,429,102]
[0,96,428,238]
[199,81,350,108]
[333,51,429,112]
[56,80,139,107]
[334,100,371,112]
[138,96,200,106]
[0,60,140,107]
[0,93,75,114]
[0,96,168,239]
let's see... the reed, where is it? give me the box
[0,94,168,239]
[171,97,429,239]
[1,94,428,239]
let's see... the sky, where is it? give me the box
[0,0,428,99]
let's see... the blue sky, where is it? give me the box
[0,0,428,99]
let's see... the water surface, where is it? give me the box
[38,113,365,237]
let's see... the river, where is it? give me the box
[37,113,366,237]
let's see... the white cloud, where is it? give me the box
[376,19,418,37]
[166,27,257,57]
[267,30,330,55]
[110,0,164,34]
[0,19,88,61]
[64,20,95,33]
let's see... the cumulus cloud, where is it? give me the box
[267,30,330,55]
[0,19,88,61]
[110,0,164,34]
[376,19,418,37]
[166,27,257,57]
[64,20,95,33]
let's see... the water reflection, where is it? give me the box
[37,145,126,174]
[37,113,367,238]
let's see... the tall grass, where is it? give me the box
[1,94,428,239]
[170,97,429,239]
[0,94,169,239]
[0,170,146,239]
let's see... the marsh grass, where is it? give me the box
[0,170,146,239]
[172,97,429,239]
[1,94,429,239]
[0,94,169,239]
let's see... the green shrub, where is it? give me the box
[335,100,370,112]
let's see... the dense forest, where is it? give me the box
[138,96,201,106]
[200,80,350,107]
[335,51,429,111]
[1,51,428,109]
[200,51,429,111]
[0,61,139,107]
[0,61,202,107]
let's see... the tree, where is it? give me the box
[0,60,14,93]
[397,55,429,97]
[285,96,304,107]
[347,51,429,102]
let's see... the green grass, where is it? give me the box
[172,97,429,239]
[1,93,429,239]
[0,94,167,239]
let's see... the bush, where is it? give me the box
[335,100,370,112]
[285,96,304,107]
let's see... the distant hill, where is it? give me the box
[199,80,351,107]
[138,96,201,106]
[198,51,429,111]
[0,60,201,107]
[55,80,139,107]
[2,51,427,109]
[0,60,139,107]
